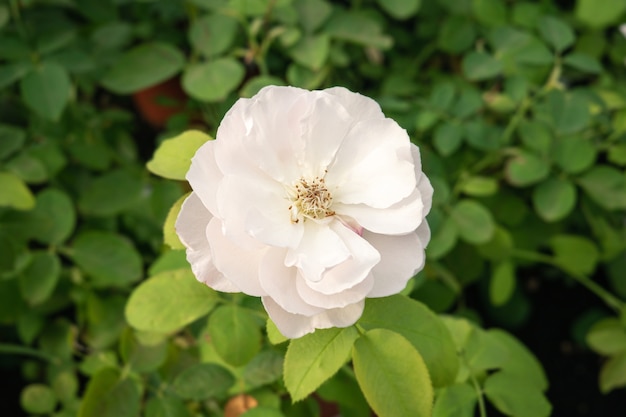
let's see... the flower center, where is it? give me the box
[289,175,334,223]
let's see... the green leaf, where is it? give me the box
[550,234,599,276]
[208,304,261,367]
[505,151,550,187]
[18,251,60,305]
[376,0,421,19]
[432,383,477,417]
[586,318,626,355]
[126,269,218,333]
[490,329,548,390]
[489,261,516,307]
[145,397,191,417]
[427,217,458,260]
[563,52,602,73]
[484,371,551,417]
[163,193,189,250]
[79,169,143,216]
[182,58,245,102]
[439,16,476,54]
[0,124,26,160]
[243,350,284,388]
[433,122,463,156]
[552,135,596,174]
[353,329,433,417]
[101,43,184,94]
[20,384,57,414]
[119,329,168,373]
[71,231,143,288]
[241,407,285,417]
[284,326,359,402]
[532,177,577,222]
[31,188,76,244]
[608,144,626,166]
[188,13,239,58]
[20,62,71,121]
[464,326,510,373]
[172,363,235,400]
[0,62,31,89]
[147,130,212,180]
[0,171,35,210]
[359,295,459,387]
[575,0,626,28]
[294,0,332,33]
[460,176,498,196]
[267,318,288,345]
[599,352,626,393]
[477,227,513,261]
[6,151,48,184]
[324,11,393,49]
[288,35,330,70]
[544,90,590,135]
[450,199,495,244]
[538,16,575,52]
[78,368,141,417]
[429,82,456,112]
[462,51,503,81]
[577,166,626,210]
[472,0,507,27]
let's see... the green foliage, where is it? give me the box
[1,0,625,414]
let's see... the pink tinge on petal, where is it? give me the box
[175,193,239,292]
[363,230,425,298]
[263,296,364,339]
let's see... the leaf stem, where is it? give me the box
[460,351,487,417]
[0,343,59,363]
[512,249,624,312]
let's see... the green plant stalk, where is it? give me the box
[512,249,624,312]
[0,343,59,363]
[460,351,487,417]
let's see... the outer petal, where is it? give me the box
[258,248,323,316]
[324,87,385,121]
[285,221,350,282]
[186,141,222,217]
[303,221,380,294]
[296,272,373,309]
[328,118,416,208]
[175,192,239,292]
[364,230,426,298]
[206,217,267,296]
[412,144,434,216]
[263,297,364,339]
[333,186,424,235]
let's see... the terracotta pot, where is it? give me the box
[132,77,187,129]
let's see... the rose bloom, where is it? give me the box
[176,86,433,338]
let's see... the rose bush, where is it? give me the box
[176,85,433,338]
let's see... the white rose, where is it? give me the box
[176,86,433,338]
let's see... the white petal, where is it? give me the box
[416,219,431,248]
[175,193,240,292]
[206,217,267,296]
[304,221,380,294]
[258,248,323,316]
[285,221,350,282]
[186,141,222,217]
[412,144,433,216]
[299,91,353,177]
[324,87,385,121]
[238,86,307,182]
[263,297,364,339]
[328,118,416,208]
[217,175,303,249]
[296,272,373,309]
[333,186,424,235]
[364,230,426,298]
